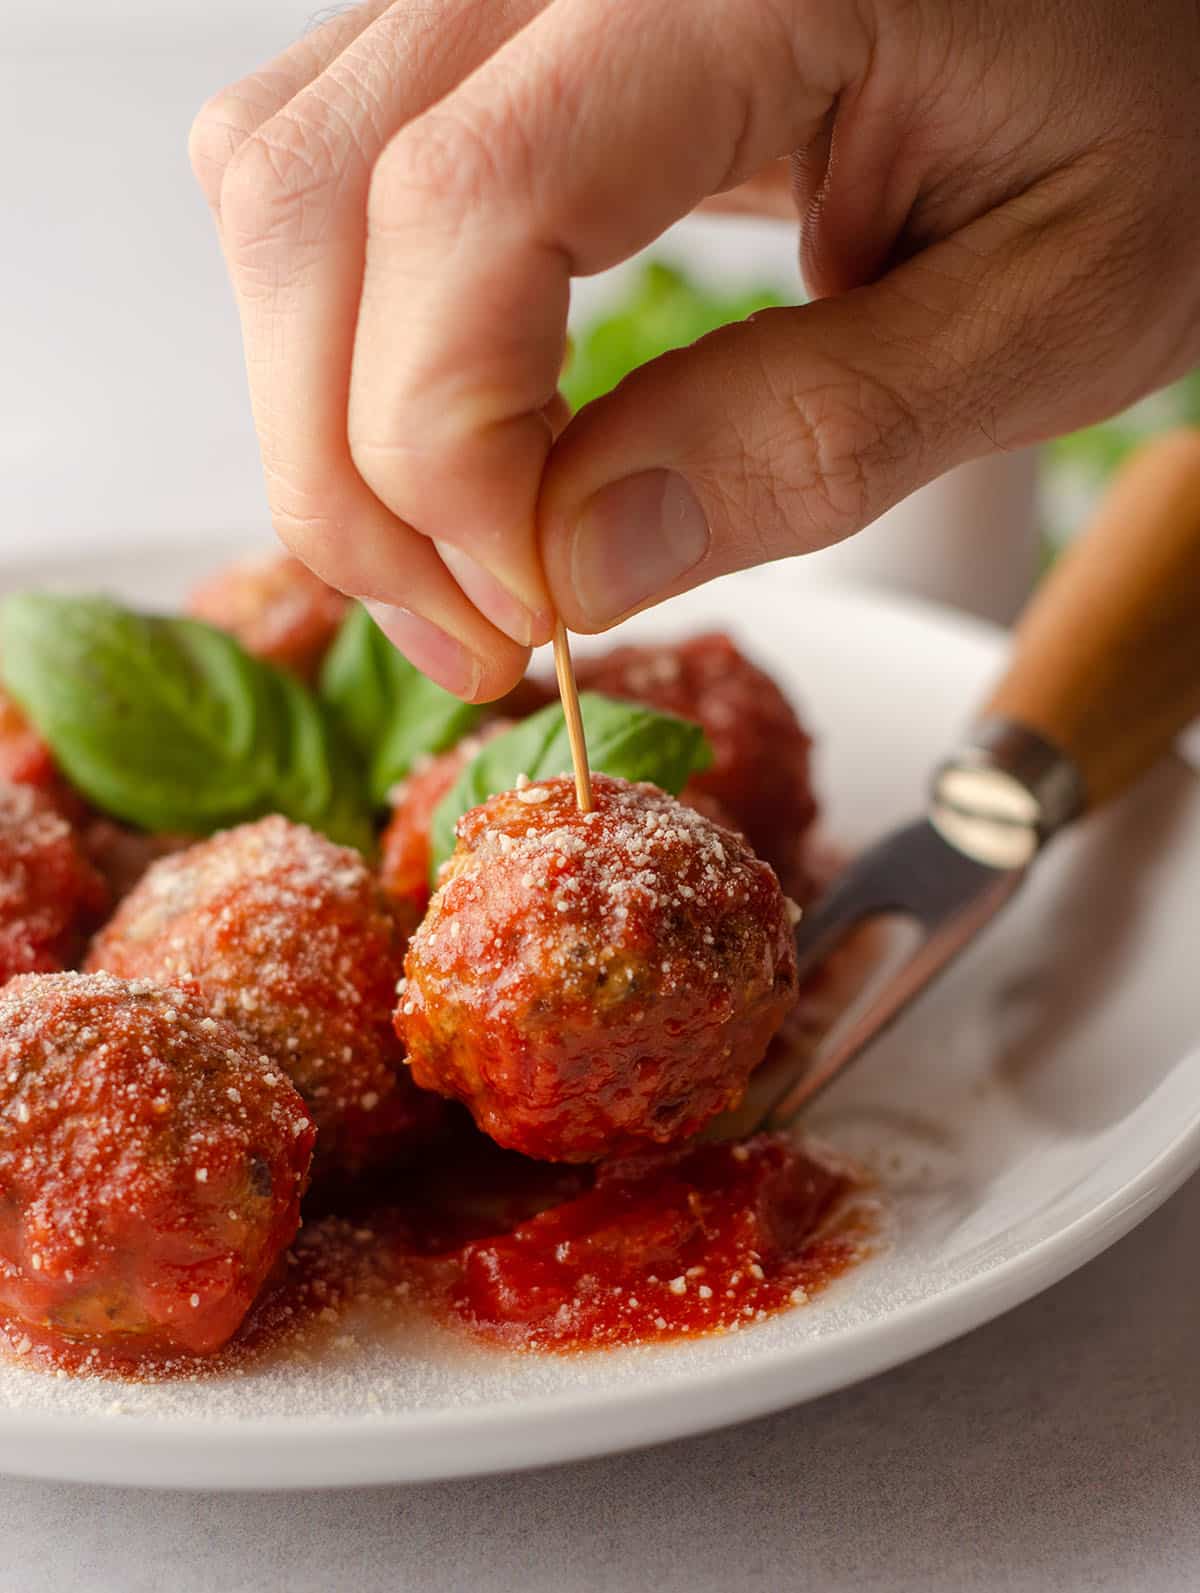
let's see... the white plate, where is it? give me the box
[1,537,1199,1491]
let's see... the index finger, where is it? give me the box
[347,0,857,619]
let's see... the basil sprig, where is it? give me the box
[429,692,712,875]
[0,592,714,873]
[0,593,373,851]
[319,603,483,807]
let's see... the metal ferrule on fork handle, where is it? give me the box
[930,718,1086,870]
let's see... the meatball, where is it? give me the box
[0,783,108,987]
[80,818,192,906]
[0,689,56,792]
[398,774,798,1162]
[87,817,442,1177]
[576,633,818,893]
[380,749,468,937]
[380,724,510,935]
[186,551,348,681]
[0,972,313,1357]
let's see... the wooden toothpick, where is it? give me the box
[552,620,593,812]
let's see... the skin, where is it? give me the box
[191,0,1200,701]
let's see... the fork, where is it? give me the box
[758,428,1200,1128]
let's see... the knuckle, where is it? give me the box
[270,502,351,587]
[189,66,303,210]
[270,497,406,609]
[791,366,918,532]
[347,431,414,517]
[266,458,403,602]
[369,106,508,232]
[219,112,344,256]
[707,330,921,549]
[188,90,261,209]
[346,430,380,486]
[263,458,343,535]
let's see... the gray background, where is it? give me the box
[4,6,1199,1588]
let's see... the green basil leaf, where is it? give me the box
[319,603,483,807]
[562,260,791,410]
[429,691,712,874]
[0,593,373,852]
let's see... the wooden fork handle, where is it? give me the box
[983,429,1200,813]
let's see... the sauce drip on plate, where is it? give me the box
[448,1132,866,1348]
[0,1126,872,1378]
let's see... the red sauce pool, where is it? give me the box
[448,1133,868,1349]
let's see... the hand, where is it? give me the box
[191,0,1200,700]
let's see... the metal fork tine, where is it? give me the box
[794,823,940,979]
[770,821,1025,1125]
[746,717,1092,1133]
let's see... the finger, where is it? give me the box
[698,159,800,222]
[214,0,547,688]
[351,0,868,650]
[188,1,394,214]
[539,166,1192,630]
[190,0,525,701]
[279,506,529,703]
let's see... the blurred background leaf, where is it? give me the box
[1042,373,1200,557]
[563,261,789,411]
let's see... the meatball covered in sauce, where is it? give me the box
[0,690,56,793]
[398,775,798,1162]
[186,551,348,682]
[380,724,510,936]
[0,972,313,1357]
[576,633,818,894]
[87,816,442,1178]
[0,691,88,822]
[80,819,192,907]
[0,782,107,987]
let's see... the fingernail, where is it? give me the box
[363,603,483,699]
[569,469,710,626]
[435,542,551,647]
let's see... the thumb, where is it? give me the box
[539,176,1188,632]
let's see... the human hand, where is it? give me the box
[191,0,1200,700]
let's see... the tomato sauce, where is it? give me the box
[447,1133,867,1349]
[0,1127,871,1379]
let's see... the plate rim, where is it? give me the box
[1,1095,1198,1489]
[1,547,1198,1488]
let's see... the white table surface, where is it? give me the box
[4,1172,1200,1593]
[3,10,1199,1590]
